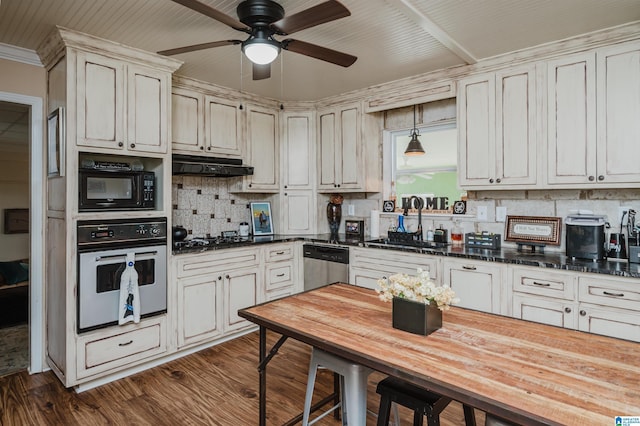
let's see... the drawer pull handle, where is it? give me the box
[276,273,285,277]
[118,340,133,347]
[275,251,285,255]
[462,265,477,271]
[532,281,551,287]
[603,291,624,297]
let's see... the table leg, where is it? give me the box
[259,326,266,426]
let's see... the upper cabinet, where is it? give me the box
[171,87,243,157]
[282,111,314,190]
[458,65,537,189]
[76,52,172,154]
[546,40,640,187]
[317,102,365,192]
[243,103,279,192]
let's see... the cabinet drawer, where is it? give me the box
[266,262,293,291]
[350,247,440,284]
[512,266,576,299]
[176,248,260,278]
[266,287,294,302]
[265,244,294,262]
[77,316,166,379]
[578,276,640,311]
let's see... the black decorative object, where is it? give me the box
[327,202,342,236]
[453,200,467,215]
[392,297,442,336]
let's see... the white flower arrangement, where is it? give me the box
[376,268,459,311]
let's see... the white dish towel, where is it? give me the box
[118,252,140,325]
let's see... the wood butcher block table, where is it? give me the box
[238,283,640,426]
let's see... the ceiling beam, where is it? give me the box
[386,0,477,64]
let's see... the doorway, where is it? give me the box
[0,92,45,376]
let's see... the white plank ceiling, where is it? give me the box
[0,0,639,103]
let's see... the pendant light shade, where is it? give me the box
[404,105,425,156]
[242,30,281,65]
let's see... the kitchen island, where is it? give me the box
[239,283,640,426]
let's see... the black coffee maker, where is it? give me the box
[565,215,607,261]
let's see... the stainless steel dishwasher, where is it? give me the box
[303,244,349,291]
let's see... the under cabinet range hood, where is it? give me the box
[172,154,254,177]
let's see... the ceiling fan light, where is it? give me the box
[242,39,280,65]
[405,131,425,156]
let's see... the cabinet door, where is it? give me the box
[172,88,204,153]
[76,52,125,149]
[282,190,315,234]
[546,52,597,185]
[224,267,260,332]
[178,274,223,348]
[495,65,537,186]
[317,110,337,190]
[282,112,313,190]
[337,105,362,189]
[512,294,577,329]
[205,95,242,157]
[127,64,169,153]
[442,259,502,314]
[596,41,640,184]
[458,73,496,187]
[246,104,278,191]
[578,303,640,343]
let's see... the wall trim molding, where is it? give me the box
[0,42,42,67]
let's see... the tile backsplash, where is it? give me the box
[172,176,256,238]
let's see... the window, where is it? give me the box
[388,121,465,210]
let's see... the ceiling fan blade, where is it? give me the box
[253,63,271,80]
[272,0,350,35]
[282,39,357,67]
[171,0,248,32]
[158,40,241,56]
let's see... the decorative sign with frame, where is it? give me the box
[250,202,273,236]
[505,216,562,246]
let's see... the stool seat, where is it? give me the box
[485,413,519,426]
[376,377,452,426]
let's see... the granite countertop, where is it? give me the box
[173,233,640,279]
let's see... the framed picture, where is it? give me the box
[4,209,29,234]
[47,107,65,178]
[505,215,562,246]
[250,202,274,236]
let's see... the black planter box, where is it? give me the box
[392,297,442,336]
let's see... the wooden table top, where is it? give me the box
[239,283,640,426]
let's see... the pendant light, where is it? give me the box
[404,105,425,156]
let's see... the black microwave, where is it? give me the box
[79,169,155,211]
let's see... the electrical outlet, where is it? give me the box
[477,206,488,221]
[496,207,507,222]
[619,206,631,227]
[348,204,355,216]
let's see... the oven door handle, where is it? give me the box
[95,250,159,262]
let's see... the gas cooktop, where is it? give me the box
[173,234,251,251]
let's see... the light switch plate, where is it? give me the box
[477,206,488,221]
[496,207,507,222]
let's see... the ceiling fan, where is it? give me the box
[159,0,358,80]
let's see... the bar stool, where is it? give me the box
[485,414,519,426]
[376,377,477,426]
[303,348,396,426]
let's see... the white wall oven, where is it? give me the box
[77,217,167,333]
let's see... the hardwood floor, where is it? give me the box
[0,330,485,425]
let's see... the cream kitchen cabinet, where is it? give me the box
[457,65,537,189]
[76,51,172,154]
[264,243,300,301]
[280,111,316,234]
[577,275,640,342]
[442,258,505,314]
[171,87,243,157]
[511,266,577,328]
[546,41,640,187]
[317,103,365,192]
[175,248,261,348]
[349,247,440,290]
[238,104,279,192]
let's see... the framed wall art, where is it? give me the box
[4,208,29,234]
[47,107,65,178]
[250,202,273,236]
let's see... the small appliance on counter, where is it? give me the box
[239,222,250,237]
[433,226,448,244]
[345,219,365,239]
[565,214,607,261]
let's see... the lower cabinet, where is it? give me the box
[223,267,260,333]
[76,315,167,380]
[349,247,440,290]
[512,294,577,328]
[264,242,300,301]
[442,258,505,315]
[178,274,223,348]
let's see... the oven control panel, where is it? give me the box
[78,217,167,246]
